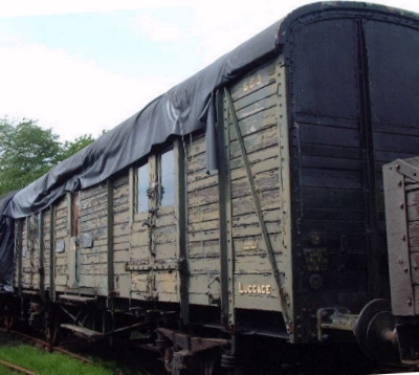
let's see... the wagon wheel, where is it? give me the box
[354,299,398,363]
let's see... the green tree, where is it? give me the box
[0,118,61,195]
[0,118,96,196]
[57,134,95,162]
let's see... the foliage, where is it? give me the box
[0,118,95,197]
[57,134,95,162]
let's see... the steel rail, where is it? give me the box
[0,358,36,375]
[0,328,93,364]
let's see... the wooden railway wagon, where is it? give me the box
[2,2,419,373]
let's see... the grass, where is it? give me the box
[0,364,20,374]
[0,344,116,375]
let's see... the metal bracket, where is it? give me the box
[157,327,230,354]
[317,307,358,341]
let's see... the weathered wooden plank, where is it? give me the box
[187,185,220,205]
[233,234,283,255]
[232,83,277,114]
[155,242,177,259]
[80,184,108,200]
[114,234,130,244]
[231,170,280,199]
[155,273,177,295]
[131,273,149,292]
[188,202,220,224]
[131,231,149,247]
[114,250,130,263]
[156,212,176,227]
[232,222,281,238]
[114,243,129,255]
[78,263,108,275]
[232,95,277,123]
[232,210,280,228]
[188,240,220,259]
[56,256,68,266]
[80,196,108,214]
[55,207,68,219]
[187,153,206,174]
[154,226,177,244]
[79,226,108,240]
[54,230,68,240]
[114,220,130,236]
[113,183,129,198]
[130,250,151,262]
[234,253,283,274]
[77,275,107,293]
[188,219,219,236]
[55,275,67,286]
[408,222,419,249]
[407,190,419,222]
[231,156,279,182]
[230,144,278,172]
[188,274,221,305]
[188,227,220,243]
[78,252,108,265]
[186,133,205,157]
[189,257,220,273]
[55,216,68,227]
[187,174,219,192]
[113,200,130,214]
[79,209,108,224]
[229,125,279,159]
[79,247,107,259]
[229,107,278,142]
[114,173,130,184]
[230,62,276,101]
[132,219,150,232]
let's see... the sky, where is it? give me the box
[1,0,419,142]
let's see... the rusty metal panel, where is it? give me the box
[383,161,414,315]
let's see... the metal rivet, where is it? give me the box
[398,180,403,187]
[400,203,405,209]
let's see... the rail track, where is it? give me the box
[0,328,93,364]
[0,326,167,375]
[0,327,416,375]
[0,358,36,375]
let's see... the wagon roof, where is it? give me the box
[7,1,419,218]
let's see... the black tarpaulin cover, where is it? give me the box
[6,20,281,219]
[7,1,415,219]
